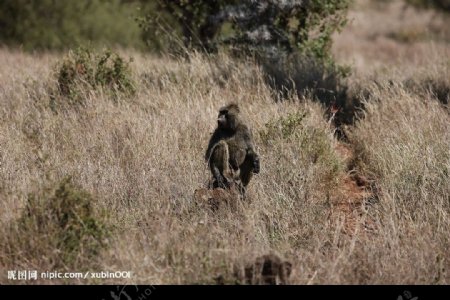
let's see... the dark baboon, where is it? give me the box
[205,103,260,190]
[235,254,292,285]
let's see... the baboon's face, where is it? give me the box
[217,108,236,131]
[217,109,228,128]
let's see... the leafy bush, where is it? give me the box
[2,177,110,270]
[139,0,349,59]
[57,47,136,104]
[138,0,350,104]
[260,111,308,143]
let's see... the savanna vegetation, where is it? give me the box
[0,0,449,284]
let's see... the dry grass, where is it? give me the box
[0,49,346,284]
[347,82,450,284]
[0,0,449,284]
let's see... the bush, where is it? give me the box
[1,177,110,271]
[138,0,350,105]
[57,47,136,104]
[138,0,349,60]
[260,110,308,143]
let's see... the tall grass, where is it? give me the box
[0,46,448,284]
[347,82,450,284]
[0,0,449,283]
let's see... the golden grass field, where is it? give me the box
[0,0,449,284]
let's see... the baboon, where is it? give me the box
[205,103,260,190]
[235,254,292,285]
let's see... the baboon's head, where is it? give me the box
[217,103,240,131]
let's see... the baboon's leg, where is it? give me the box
[239,150,260,187]
[209,140,232,189]
[239,160,253,188]
[249,150,260,174]
[240,157,254,187]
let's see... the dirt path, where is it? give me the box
[329,141,376,236]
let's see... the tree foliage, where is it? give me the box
[138,0,349,62]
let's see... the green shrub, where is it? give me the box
[138,1,350,104]
[2,177,110,270]
[138,0,349,58]
[57,47,136,104]
[260,111,308,143]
